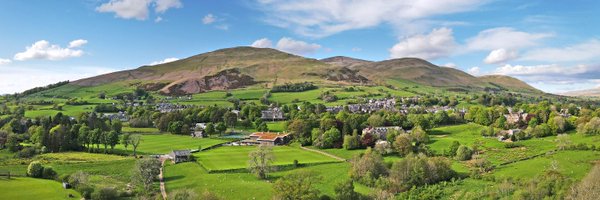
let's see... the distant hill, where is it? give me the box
[477,75,543,94]
[561,87,600,97]
[59,47,544,95]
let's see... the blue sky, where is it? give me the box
[1,0,599,94]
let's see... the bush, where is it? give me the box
[455,145,473,161]
[16,146,37,158]
[27,161,44,178]
[92,187,118,200]
[271,82,317,93]
[171,189,199,200]
[77,185,94,200]
[343,133,361,150]
[42,166,57,179]
[504,143,524,148]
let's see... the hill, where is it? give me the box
[478,75,543,94]
[561,87,600,97]
[39,47,542,96]
[353,58,492,90]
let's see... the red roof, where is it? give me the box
[250,132,289,141]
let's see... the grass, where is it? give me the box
[0,177,81,200]
[307,146,365,160]
[195,145,341,171]
[122,126,161,133]
[113,134,229,155]
[164,161,366,200]
[494,150,600,180]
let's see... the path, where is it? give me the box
[159,157,167,200]
[300,146,346,162]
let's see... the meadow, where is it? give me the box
[195,145,341,171]
[0,177,81,200]
[112,134,230,155]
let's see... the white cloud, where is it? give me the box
[149,57,179,65]
[154,0,182,13]
[96,0,182,20]
[251,38,273,48]
[250,37,321,55]
[68,39,88,48]
[389,27,457,60]
[442,63,456,68]
[0,58,11,65]
[0,66,116,94]
[522,39,600,62]
[96,0,153,20]
[14,40,86,61]
[155,17,163,22]
[255,0,485,38]
[275,37,321,55]
[202,14,216,24]
[466,27,552,51]
[484,48,518,64]
[467,67,481,76]
[493,64,593,76]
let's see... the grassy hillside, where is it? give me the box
[478,75,543,94]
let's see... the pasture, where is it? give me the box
[0,177,81,200]
[195,146,341,171]
[113,134,229,155]
[494,150,600,180]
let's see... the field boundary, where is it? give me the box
[300,146,347,162]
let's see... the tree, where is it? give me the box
[394,134,413,157]
[6,133,20,152]
[447,141,460,157]
[92,187,118,200]
[388,154,455,193]
[320,127,342,149]
[168,121,184,134]
[27,161,44,178]
[256,122,269,132]
[360,132,376,148]
[367,114,385,127]
[334,179,359,200]
[350,148,388,186]
[555,134,571,151]
[455,145,473,161]
[248,145,274,179]
[121,133,130,150]
[273,170,322,200]
[205,123,216,136]
[215,122,227,135]
[107,131,119,152]
[223,111,237,130]
[130,134,142,157]
[78,125,90,149]
[111,121,122,134]
[343,131,361,150]
[410,126,429,145]
[131,158,161,193]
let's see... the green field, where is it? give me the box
[195,146,341,171]
[0,177,81,200]
[165,161,368,200]
[494,150,600,180]
[113,134,229,155]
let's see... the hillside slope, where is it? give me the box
[478,75,543,94]
[561,87,600,97]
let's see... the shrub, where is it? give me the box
[343,133,361,150]
[171,189,199,200]
[27,161,44,178]
[504,143,524,148]
[455,145,473,161]
[42,166,57,179]
[92,187,118,200]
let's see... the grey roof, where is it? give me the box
[171,150,191,156]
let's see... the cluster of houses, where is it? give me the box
[261,107,285,121]
[155,103,193,113]
[326,98,397,113]
[504,108,529,124]
[362,126,404,140]
[102,111,129,122]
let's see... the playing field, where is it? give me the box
[113,134,229,155]
[0,177,81,200]
[195,146,341,171]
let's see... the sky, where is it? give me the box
[1,0,599,94]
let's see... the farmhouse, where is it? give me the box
[261,107,285,121]
[169,150,191,163]
[362,126,403,140]
[241,132,291,146]
[504,108,528,124]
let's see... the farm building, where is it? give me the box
[241,132,290,146]
[169,150,191,163]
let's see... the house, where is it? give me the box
[169,150,191,163]
[504,108,528,124]
[362,126,403,140]
[261,107,285,121]
[242,132,291,146]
